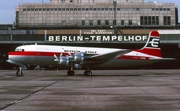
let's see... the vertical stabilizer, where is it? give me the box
[136,30,162,57]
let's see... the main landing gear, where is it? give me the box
[16,67,24,76]
[84,68,92,76]
[67,65,92,76]
[67,64,75,76]
[67,70,75,76]
[15,66,92,77]
[67,69,92,76]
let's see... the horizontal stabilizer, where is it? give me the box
[149,58,176,61]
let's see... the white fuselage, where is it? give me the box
[8,45,159,69]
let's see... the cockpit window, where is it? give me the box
[15,48,25,52]
[15,48,20,51]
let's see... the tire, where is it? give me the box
[16,70,23,76]
[67,70,75,76]
[84,71,92,76]
[87,71,92,76]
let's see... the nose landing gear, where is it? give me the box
[16,67,24,76]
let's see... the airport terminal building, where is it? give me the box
[16,0,178,28]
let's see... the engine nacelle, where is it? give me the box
[73,52,84,64]
[74,64,83,69]
[59,56,69,66]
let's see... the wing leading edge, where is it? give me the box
[84,49,131,64]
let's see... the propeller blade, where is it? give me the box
[54,54,59,61]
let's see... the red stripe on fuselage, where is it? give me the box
[8,51,98,57]
[8,51,71,56]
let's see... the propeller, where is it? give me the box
[54,54,59,62]
[54,53,63,62]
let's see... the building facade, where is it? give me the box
[15,0,178,28]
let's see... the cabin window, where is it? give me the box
[15,48,24,52]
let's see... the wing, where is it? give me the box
[84,49,131,64]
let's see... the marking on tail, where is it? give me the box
[135,30,162,57]
[149,38,159,48]
[143,30,160,49]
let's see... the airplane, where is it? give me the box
[6,30,175,76]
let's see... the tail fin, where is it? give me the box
[136,30,162,57]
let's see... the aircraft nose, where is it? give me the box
[6,52,17,65]
[5,53,8,60]
[6,52,12,63]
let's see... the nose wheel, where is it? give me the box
[16,67,24,76]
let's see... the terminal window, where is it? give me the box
[97,20,101,25]
[61,0,65,3]
[113,20,116,25]
[82,20,85,25]
[164,16,171,25]
[105,20,109,25]
[140,16,159,25]
[22,8,171,12]
[121,20,124,25]
[89,20,93,25]
[129,20,132,25]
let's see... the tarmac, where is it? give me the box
[0,69,180,111]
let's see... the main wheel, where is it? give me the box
[67,70,75,76]
[84,70,92,76]
[16,70,23,76]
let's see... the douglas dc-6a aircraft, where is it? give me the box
[7,31,174,76]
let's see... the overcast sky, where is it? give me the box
[0,0,179,24]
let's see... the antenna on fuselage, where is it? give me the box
[35,43,37,45]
